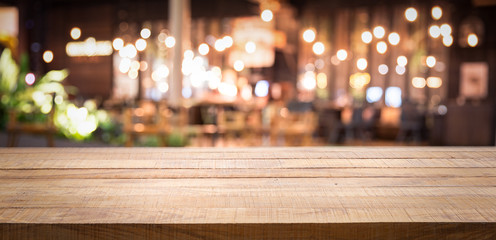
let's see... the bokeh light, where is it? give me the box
[426,56,436,68]
[378,64,389,75]
[467,33,478,47]
[303,29,316,43]
[385,87,402,107]
[70,27,81,40]
[245,41,256,53]
[165,36,176,48]
[361,31,373,44]
[388,32,400,45]
[337,49,347,61]
[198,43,210,55]
[356,58,367,70]
[261,9,273,22]
[373,26,385,39]
[376,41,387,54]
[405,7,418,22]
[25,73,35,85]
[366,87,383,103]
[135,39,147,51]
[397,56,408,67]
[112,38,124,50]
[427,77,442,88]
[234,60,245,72]
[432,6,443,20]
[140,28,151,39]
[312,42,325,55]
[255,80,269,97]
[43,50,53,63]
[412,77,426,88]
[429,25,441,38]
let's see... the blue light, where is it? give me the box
[182,87,192,98]
[385,87,402,108]
[254,80,269,97]
[366,87,383,103]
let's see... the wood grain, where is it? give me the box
[1,147,495,239]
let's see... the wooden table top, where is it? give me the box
[1,146,496,225]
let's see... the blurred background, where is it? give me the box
[0,0,495,147]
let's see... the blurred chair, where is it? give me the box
[217,109,246,144]
[123,101,172,147]
[7,108,56,147]
[271,109,317,146]
[243,110,264,146]
[361,105,381,140]
[345,107,364,140]
[184,105,219,146]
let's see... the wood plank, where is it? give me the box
[2,158,496,168]
[1,167,496,179]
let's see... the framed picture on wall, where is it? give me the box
[460,62,488,99]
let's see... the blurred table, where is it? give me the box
[1,147,496,239]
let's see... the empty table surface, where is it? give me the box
[1,147,496,239]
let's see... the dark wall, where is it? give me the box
[44,4,114,100]
[443,4,496,145]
